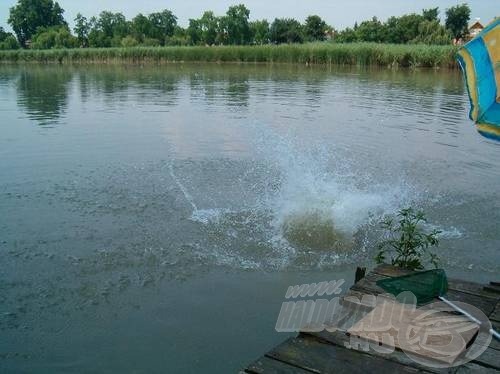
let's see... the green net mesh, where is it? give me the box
[376,269,449,305]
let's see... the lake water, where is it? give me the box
[0,64,499,373]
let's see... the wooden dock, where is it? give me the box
[242,265,500,373]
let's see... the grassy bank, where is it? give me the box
[0,43,459,68]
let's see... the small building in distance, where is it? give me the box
[468,19,484,39]
[324,28,335,41]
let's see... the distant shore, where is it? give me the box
[0,43,459,68]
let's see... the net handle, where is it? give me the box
[438,296,500,341]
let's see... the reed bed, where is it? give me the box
[0,43,459,68]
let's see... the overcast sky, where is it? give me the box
[0,1,497,32]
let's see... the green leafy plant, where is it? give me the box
[375,208,441,270]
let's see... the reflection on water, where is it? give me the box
[78,67,181,108]
[0,64,470,130]
[189,70,250,108]
[16,68,72,126]
[0,63,499,373]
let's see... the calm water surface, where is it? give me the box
[0,64,499,373]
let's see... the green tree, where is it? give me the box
[31,25,77,49]
[0,33,20,50]
[88,11,129,47]
[336,27,357,42]
[445,4,471,39]
[270,18,303,44]
[250,20,270,44]
[422,7,439,22]
[51,2,65,25]
[337,8,447,45]
[304,15,328,41]
[384,14,423,44]
[355,17,385,42]
[217,16,230,45]
[223,4,251,45]
[121,35,139,47]
[413,20,452,45]
[187,19,202,45]
[87,16,107,47]
[98,11,129,39]
[199,11,220,45]
[166,26,189,46]
[131,13,153,42]
[148,10,177,45]
[0,27,9,42]
[74,13,90,47]
[8,0,67,47]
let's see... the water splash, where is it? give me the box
[166,125,452,270]
[168,164,198,211]
[251,126,416,250]
[190,208,234,224]
[422,222,463,239]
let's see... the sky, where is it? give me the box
[0,0,497,32]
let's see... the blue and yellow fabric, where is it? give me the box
[457,18,500,140]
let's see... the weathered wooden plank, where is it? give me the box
[296,295,373,334]
[488,301,500,323]
[244,266,499,374]
[447,279,499,301]
[266,335,426,373]
[470,347,500,370]
[488,321,500,350]
[488,334,500,352]
[372,264,414,278]
[305,330,448,374]
[350,272,386,295]
[445,289,497,317]
[350,284,497,316]
[348,301,478,367]
[310,330,500,372]
[330,301,372,332]
[488,337,500,352]
[454,362,500,373]
[483,284,500,295]
[347,284,379,296]
[341,287,411,310]
[322,299,372,332]
[342,289,399,308]
[245,356,315,374]
[341,291,376,311]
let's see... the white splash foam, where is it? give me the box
[168,124,423,270]
[422,223,463,239]
[439,226,463,239]
[190,208,233,224]
[252,127,415,238]
[168,164,198,211]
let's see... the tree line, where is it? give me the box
[335,6,471,44]
[0,0,472,50]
